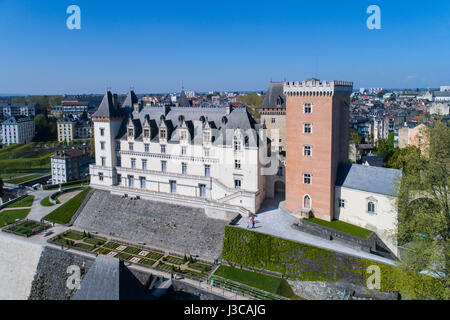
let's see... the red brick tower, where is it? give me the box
[284,79,353,221]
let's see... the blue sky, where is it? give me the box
[0,0,449,94]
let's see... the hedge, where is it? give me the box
[221,226,398,293]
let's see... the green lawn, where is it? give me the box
[213,265,301,300]
[43,187,91,224]
[5,195,35,208]
[0,209,31,227]
[40,196,57,206]
[9,173,48,184]
[0,143,54,171]
[0,172,25,179]
[305,218,373,239]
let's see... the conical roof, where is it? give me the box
[122,91,138,108]
[92,91,121,118]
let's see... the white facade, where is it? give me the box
[89,95,271,214]
[334,186,398,256]
[1,117,35,146]
[429,102,449,116]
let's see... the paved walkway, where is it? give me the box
[236,198,396,266]
[26,189,65,221]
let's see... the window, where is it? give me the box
[235,160,241,170]
[128,128,134,138]
[234,179,242,189]
[160,128,167,140]
[116,141,121,150]
[140,177,146,189]
[303,195,311,209]
[101,157,106,166]
[303,173,312,185]
[304,103,312,114]
[271,118,276,123]
[368,201,376,213]
[199,184,206,197]
[129,142,134,151]
[234,137,242,151]
[205,165,211,177]
[100,128,105,136]
[128,175,134,188]
[303,145,312,157]
[277,166,283,176]
[144,129,150,138]
[142,159,147,170]
[170,180,176,193]
[181,131,187,141]
[203,131,211,144]
[161,161,167,172]
[182,163,187,175]
[131,158,136,169]
[100,141,105,150]
[303,123,312,134]
[204,148,210,157]
[144,144,149,152]
[181,146,187,155]
[338,199,346,208]
[117,174,122,184]
[161,145,166,154]
[98,172,104,181]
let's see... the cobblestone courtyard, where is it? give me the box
[74,190,235,260]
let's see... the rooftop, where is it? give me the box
[336,163,402,196]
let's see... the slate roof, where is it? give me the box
[71,255,154,300]
[121,91,138,109]
[260,82,286,109]
[2,115,33,124]
[92,91,122,118]
[336,163,402,196]
[118,103,262,147]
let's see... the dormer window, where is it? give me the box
[160,128,167,140]
[128,128,134,138]
[203,131,211,144]
[144,129,150,138]
[233,136,242,151]
[181,130,188,142]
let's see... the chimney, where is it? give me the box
[226,104,232,115]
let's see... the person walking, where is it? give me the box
[251,216,255,229]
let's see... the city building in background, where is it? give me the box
[1,115,35,146]
[51,147,92,184]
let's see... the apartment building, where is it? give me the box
[51,148,92,184]
[1,116,35,146]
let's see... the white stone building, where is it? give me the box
[1,116,35,146]
[334,163,402,256]
[89,91,272,214]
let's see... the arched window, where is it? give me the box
[303,195,311,209]
[368,201,375,213]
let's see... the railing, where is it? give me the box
[208,275,290,301]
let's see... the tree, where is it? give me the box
[374,131,395,164]
[393,119,449,299]
[349,131,362,144]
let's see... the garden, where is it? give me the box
[48,229,214,282]
[3,220,51,237]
